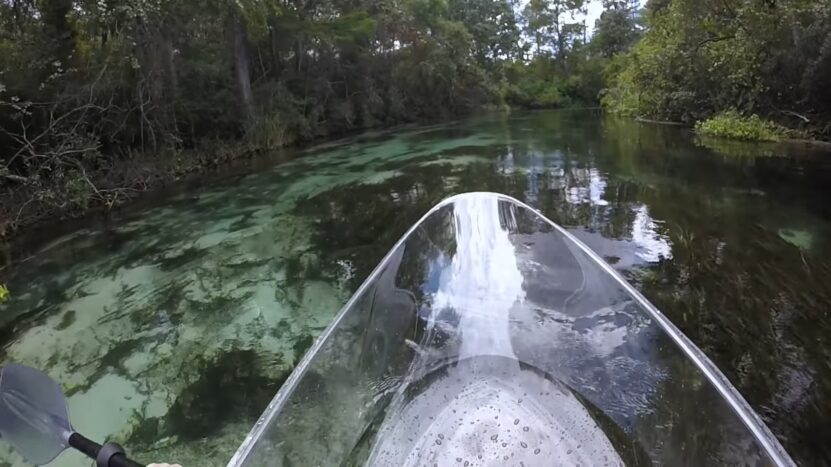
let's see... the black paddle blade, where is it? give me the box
[0,363,73,465]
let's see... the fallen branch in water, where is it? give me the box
[778,109,810,123]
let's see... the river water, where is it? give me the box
[1,110,830,465]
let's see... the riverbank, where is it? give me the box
[0,117,428,260]
[5,108,831,269]
[0,145,262,268]
[0,142,263,263]
[0,108,500,269]
[633,114,831,147]
[0,103,520,259]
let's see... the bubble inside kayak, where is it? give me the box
[229,192,793,467]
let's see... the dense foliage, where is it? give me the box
[0,0,620,235]
[603,0,831,138]
[1,0,828,236]
[0,0,613,161]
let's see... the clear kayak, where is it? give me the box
[229,192,794,467]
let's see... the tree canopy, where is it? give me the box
[0,0,828,235]
[602,0,831,134]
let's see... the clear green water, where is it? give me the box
[1,110,831,465]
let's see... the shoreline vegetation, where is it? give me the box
[2,0,830,244]
[601,1,830,138]
[694,111,790,142]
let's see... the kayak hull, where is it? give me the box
[229,192,793,467]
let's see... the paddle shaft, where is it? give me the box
[68,433,143,467]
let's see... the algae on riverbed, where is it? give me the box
[0,121,503,466]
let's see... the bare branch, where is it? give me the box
[1,174,30,183]
[694,35,735,52]
[778,109,810,123]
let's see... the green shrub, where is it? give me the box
[505,78,570,109]
[535,81,568,108]
[247,112,296,149]
[695,111,786,141]
[64,169,94,209]
[600,55,640,115]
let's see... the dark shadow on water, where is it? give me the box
[165,350,288,442]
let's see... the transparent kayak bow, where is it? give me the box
[229,192,793,467]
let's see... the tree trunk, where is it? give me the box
[41,0,75,63]
[270,27,280,76]
[553,4,564,69]
[138,22,179,146]
[230,7,255,126]
[164,36,178,104]
[295,37,304,73]
[162,32,179,135]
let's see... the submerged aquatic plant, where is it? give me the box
[0,283,8,303]
[778,228,813,250]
